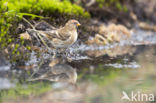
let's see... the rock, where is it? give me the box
[86,34,108,45]
[16,23,26,34]
[86,23,131,45]
[86,45,136,57]
[139,22,156,32]
[19,32,32,40]
[35,21,56,31]
[99,24,131,41]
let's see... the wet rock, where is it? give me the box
[86,23,131,45]
[35,21,56,31]
[139,22,156,32]
[86,34,108,45]
[99,24,131,39]
[105,62,140,69]
[86,45,135,57]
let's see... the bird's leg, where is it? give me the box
[59,48,68,57]
[52,48,57,59]
[52,51,56,59]
[65,48,69,57]
[64,48,73,62]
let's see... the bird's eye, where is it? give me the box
[73,22,77,24]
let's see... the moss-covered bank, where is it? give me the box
[0,0,90,48]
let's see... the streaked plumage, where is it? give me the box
[38,19,81,48]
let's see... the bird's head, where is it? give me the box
[65,19,81,30]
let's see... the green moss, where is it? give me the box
[4,0,89,17]
[96,0,128,12]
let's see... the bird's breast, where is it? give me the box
[51,31,78,48]
[69,31,78,44]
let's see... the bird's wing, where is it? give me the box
[39,29,70,41]
[38,30,58,39]
[56,28,71,40]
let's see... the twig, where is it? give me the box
[21,17,50,50]
[36,30,51,50]
[86,0,96,7]
[22,17,35,29]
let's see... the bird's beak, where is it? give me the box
[77,23,81,27]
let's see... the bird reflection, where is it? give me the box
[29,64,77,84]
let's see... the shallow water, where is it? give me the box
[0,29,156,103]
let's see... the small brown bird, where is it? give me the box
[39,19,81,49]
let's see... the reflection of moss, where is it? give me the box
[79,65,121,86]
[90,69,120,85]
[79,61,156,103]
[0,82,51,101]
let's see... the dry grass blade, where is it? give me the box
[22,17,50,50]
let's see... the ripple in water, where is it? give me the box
[0,78,16,89]
[105,61,140,69]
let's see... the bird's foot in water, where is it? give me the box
[52,53,56,59]
[51,49,58,59]
[66,57,73,62]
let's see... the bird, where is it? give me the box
[38,19,81,49]
[28,64,77,84]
